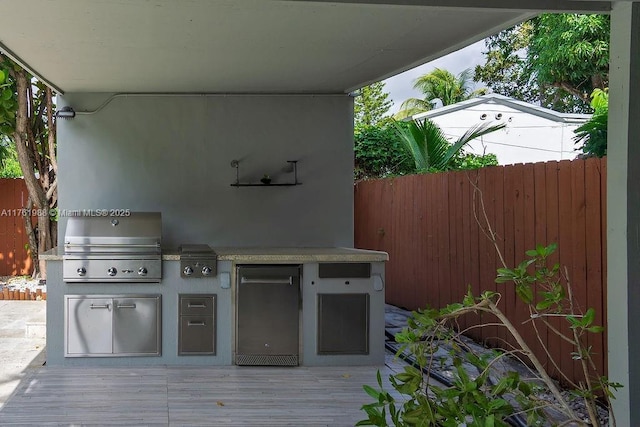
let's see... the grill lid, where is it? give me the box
[64,212,162,254]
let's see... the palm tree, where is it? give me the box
[394,119,505,172]
[395,68,486,119]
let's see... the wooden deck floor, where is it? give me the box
[0,355,407,426]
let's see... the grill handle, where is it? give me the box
[115,304,137,309]
[241,276,293,285]
[187,303,207,308]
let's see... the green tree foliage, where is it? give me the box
[354,82,393,128]
[474,14,610,113]
[393,118,504,173]
[449,151,498,171]
[0,139,23,178]
[354,121,499,180]
[472,22,536,104]
[396,68,485,120]
[354,123,414,180]
[0,54,58,276]
[574,88,608,157]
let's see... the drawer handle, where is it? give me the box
[89,304,110,309]
[116,304,136,309]
[187,303,206,308]
[241,276,293,285]
[188,320,206,326]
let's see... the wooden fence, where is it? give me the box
[354,157,607,384]
[0,179,33,276]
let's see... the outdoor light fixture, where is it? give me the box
[55,106,76,119]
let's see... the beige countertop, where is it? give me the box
[41,247,388,262]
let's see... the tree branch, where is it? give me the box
[46,87,58,175]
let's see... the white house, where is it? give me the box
[410,94,591,165]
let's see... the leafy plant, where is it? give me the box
[358,290,549,426]
[354,123,416,180]
[393,118,504,173]
[449,152,498,171]
[574,88,608,157]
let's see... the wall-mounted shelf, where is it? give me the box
[230,160,302,187]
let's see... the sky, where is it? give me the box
[383,40,487,114]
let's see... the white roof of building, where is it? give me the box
[410,93,591,124]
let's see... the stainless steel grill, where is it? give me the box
[63,212,162,282]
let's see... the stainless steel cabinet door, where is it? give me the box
[237,266,300,365]
[66,297,113,355]
[112,297,161,355]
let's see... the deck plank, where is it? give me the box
[0,363,406,426]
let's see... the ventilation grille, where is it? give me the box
[235,354,298,366]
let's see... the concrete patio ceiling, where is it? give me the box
[0,0,611,94]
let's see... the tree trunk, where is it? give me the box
[23,199,39,278]
[12,68,57,278]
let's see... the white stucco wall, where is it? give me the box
[428,104,584,165]
[57,94,355,248]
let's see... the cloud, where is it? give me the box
[383,40,487,113]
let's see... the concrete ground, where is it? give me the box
[0,300,46,408]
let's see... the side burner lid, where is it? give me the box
[179,244,217,258]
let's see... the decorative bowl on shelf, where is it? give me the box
[260,175,272,185]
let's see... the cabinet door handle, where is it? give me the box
[241,276,293,285]
[116,304,136,309]
[187,303,206,308]
[188,320,206,326]
[90,304,110,309]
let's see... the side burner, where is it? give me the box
[180,244,217,278]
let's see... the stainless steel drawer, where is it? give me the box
[179,316,215,355]
[178,294,216,355]
[180,296,215,316]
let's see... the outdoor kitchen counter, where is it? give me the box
[42,246,387,367]
[213,247,388,263]
[41,247,389,262]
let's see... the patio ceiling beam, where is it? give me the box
[285,0,612,13]
[0,41,64,95]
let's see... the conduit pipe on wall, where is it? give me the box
[62,92,350,117]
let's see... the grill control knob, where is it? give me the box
[77,267,86,276]
[138,267,148,276]
[183,266,194,276]
[107,267,118,277]
[202,266,212,276]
